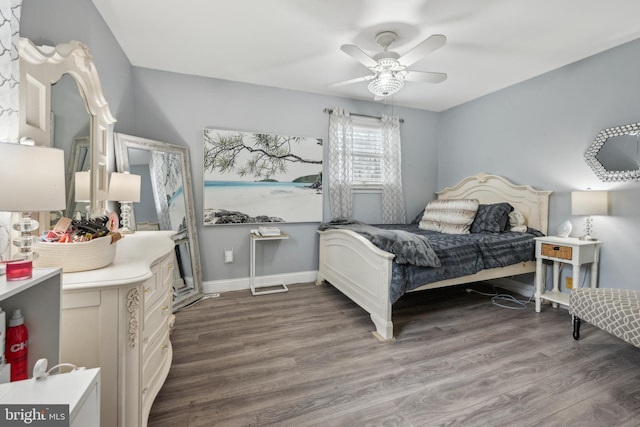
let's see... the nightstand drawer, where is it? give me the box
[541,243,572,260]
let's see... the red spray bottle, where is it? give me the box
[6,309,28,381]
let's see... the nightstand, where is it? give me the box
[534,236,601,312]
[249,231,290,295]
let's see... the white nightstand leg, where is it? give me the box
[535,257,543,312]
[590,261,598,288]
[551,261,560,308]
[591,244,600,288]
[573,264,580,291]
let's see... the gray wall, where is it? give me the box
[130,68,440,281]
[439,38,640,291]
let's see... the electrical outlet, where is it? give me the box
[565,277,573,289]
[224,248,233,264]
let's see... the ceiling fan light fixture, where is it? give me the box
[368,73,404,97]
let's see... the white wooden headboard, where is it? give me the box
[436,173,553,234]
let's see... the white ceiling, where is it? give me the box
[91,0,640,112]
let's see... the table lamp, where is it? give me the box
[108,172,141,234]
[0,142,66,280]
[571,190,608,241]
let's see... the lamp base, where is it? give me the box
[119,203,135,234]
[579,234,598,241]
[119,226,135,235]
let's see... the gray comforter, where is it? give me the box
[318,218,441,268]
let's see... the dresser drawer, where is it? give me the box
[541,243,572,260]
[143,295,172,355]
[143,262,161,307]
[142,337,171,398]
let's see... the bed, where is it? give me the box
[316,173,552,341]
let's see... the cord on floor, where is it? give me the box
[174,292,220,312]
[465,286,533,310]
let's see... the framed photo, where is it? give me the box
[203,128,323,225]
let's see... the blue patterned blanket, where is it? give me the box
[318,219,441,268]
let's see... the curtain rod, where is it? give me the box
[323,108,404,123]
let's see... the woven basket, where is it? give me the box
[33,235,117,273]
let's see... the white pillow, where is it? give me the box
[418,199,480,234]
[508,209,527,232]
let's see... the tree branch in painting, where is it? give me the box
[204,131,322,180]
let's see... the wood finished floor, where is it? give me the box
[148,282,640,427]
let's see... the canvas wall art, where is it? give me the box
[203,128,323,225]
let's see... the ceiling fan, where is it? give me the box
[332,31,447,99]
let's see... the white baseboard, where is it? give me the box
[203,270,318,295]
[484,277,534,298]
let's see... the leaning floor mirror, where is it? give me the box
[114,133,203,310]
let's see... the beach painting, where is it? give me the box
[203,128,323,225]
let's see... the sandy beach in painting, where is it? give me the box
[203,182,322,224]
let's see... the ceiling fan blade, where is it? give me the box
[399,34,446,67]
[340,44,377,68]
[404,70,447,84]
[328,74,375,88]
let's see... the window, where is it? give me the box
[351,116,383,188]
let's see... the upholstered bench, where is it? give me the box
[569,288,640,348]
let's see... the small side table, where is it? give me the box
[249,231,289,295]
[534,236,601,312]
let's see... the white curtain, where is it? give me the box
[328,107,354,219]
[380,114,406,223]
[0,0,21,143]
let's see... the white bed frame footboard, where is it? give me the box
[317,173,552,341]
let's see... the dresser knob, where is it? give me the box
[144,287,149,293]
[162,344,169,351]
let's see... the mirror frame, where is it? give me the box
[585,122,640,182]
[114,133,204,310]
[18,38,116,215]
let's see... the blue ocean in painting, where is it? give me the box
[203,180,322,224]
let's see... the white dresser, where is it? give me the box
[61,231,176,427]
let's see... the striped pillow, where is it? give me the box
[418,199,480,234]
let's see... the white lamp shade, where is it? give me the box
[108,172,141,203]
[0,142,66,212]
[74,171,91,202]
[571,191,608,216]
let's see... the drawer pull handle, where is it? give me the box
[162,305,169,311]
[553,246,560,251]
[168,264,174,270]
[143,337,148,343]
[142,387,148,395]
[144,287,149,293]
[162,344,169,351]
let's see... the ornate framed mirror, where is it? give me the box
[585,122,640,182]
[114,133,204,311]
[18,38,116,216]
